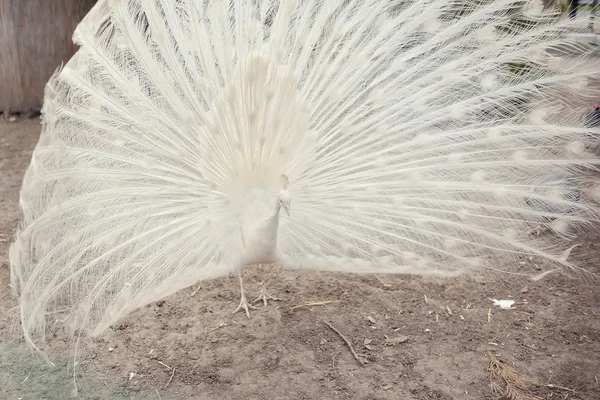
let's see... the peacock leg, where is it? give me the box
[253,263,281,307]
[233,266,257,318]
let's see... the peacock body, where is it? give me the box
[9,0,600,353]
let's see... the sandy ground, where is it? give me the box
[1,118,600,400]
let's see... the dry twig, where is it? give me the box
[189,285,203,297]
[544,383,575,393]
[206,321,227,332]
[290,300,334,310]
[21,372,31,384]
[157,361,172,370]
[324,321,366,365]
[165,367,175,388]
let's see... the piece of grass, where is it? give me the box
[487,352,542,400]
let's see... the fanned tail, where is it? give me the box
[8,0,600,354]
[276,0,600,279]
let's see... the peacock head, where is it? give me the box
[277,174,291,216]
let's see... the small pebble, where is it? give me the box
[367,316,376,324]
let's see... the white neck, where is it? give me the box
[270,201,282,221]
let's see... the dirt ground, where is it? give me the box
[1,118,599,400]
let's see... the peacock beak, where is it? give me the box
[284,205,290,216]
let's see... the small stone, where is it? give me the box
[382,384,393,390]
[367,316,376,324]
[520,286,528,293]
[9,116,17,123]
[364,344,374,351]
[320,338,327,345]
[363,338,372,345]
[386,335,409,345]
[108,347,114,352]
[446,306,453,315]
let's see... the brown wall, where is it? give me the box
[0,0,96,114]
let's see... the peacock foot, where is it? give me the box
[233,293,258,318]
[253,284,281,307]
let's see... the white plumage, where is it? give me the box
[9,0,600,355]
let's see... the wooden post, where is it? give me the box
[0,0,96,115]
